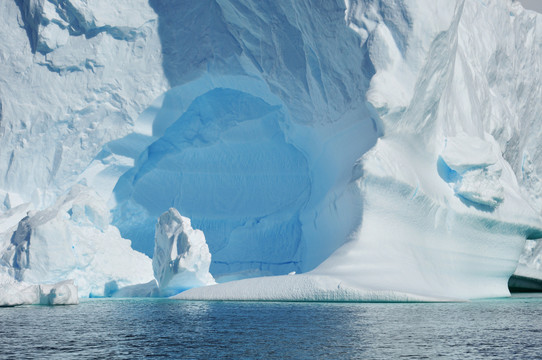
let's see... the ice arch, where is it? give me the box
[110,76,380,279]
[109,0,381,281]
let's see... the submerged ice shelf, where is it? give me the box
[1,0,542,302]
[174,274,457,303]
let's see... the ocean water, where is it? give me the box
[1,294,542,359]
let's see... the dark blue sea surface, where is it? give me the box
[1,294,542,359]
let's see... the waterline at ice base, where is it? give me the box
[1,0,542,304]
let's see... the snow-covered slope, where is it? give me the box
[1,0,542,300]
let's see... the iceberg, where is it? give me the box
[0,185,154,297]
[0,271,78,307]
[0,0,542,301]
[118,0,542,300]
[153,208,215,296]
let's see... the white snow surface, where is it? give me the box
[1,0,542,301]
[153,208,215,296]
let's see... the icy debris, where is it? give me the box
[453,166,504,208]
[0,275,78,307]
[153,208,215,296]
[440,134,504,208]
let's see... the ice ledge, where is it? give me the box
[173,274,460,303]
[439,134,505,209]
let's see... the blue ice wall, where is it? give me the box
[114,89,311,276]
[111,0,380,279]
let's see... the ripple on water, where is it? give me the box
[1,295,542,359]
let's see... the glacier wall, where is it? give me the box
[0,0,542,299]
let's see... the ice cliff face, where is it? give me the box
[0,0,542,300]
[0,0,167,206]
